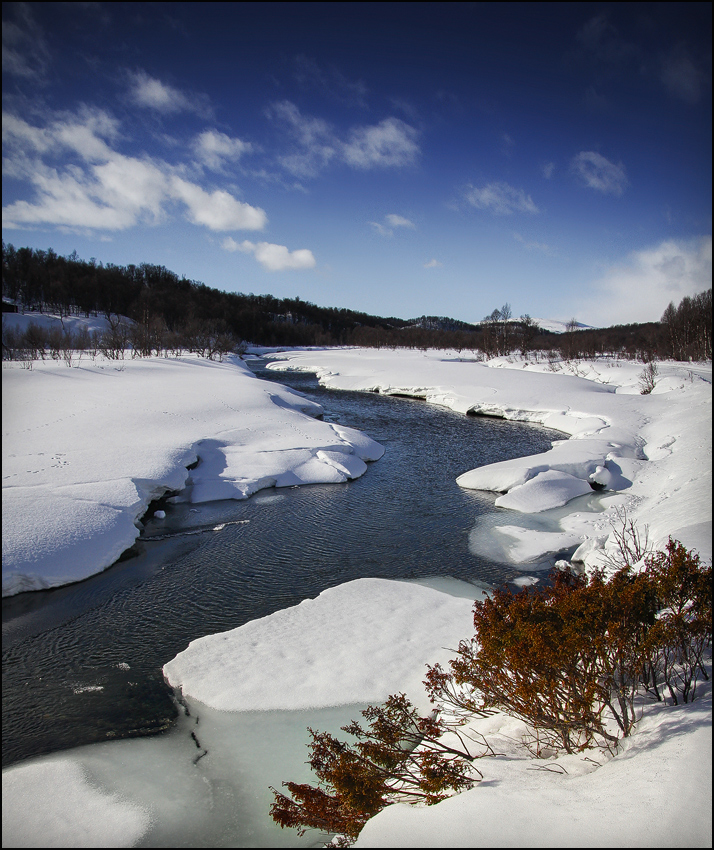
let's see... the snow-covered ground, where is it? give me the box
[2,345,711,847]
[2,351,383,596]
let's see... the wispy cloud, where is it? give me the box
[1,108,266,232]
[386,213,415,229]
[192,130,253,171]
[660,44,706,105]
[576,13,637,66]
[513,233,558,257]
[571,151,628,196]
[128,70,212,118]
[266,101,420,177]
[342,118,420,169]
[501,133,515,156]
[423,258,442,268]
[464,181,539,215]
[224,238,316,271]
[541,162,556,180]
[369,213,416,237]
[576,236,712,325]
[2,3,51,80]
[264,101,336,178]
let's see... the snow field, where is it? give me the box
[2,345,711,847]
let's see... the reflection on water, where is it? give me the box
[2,361,562,768]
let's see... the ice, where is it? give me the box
[492,524,583,563]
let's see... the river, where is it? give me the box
[2,359,562,775]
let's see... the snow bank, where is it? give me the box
[163,577,480,712]
[1,759,151,847]
[2,353,383,596]
[355,678,712,848]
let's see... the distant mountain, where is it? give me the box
[473,316,594,333]
[527,318,595,334]
[403,315,479,333]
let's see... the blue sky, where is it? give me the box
[2,2,711,326]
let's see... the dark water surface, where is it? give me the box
[2,361,561,768]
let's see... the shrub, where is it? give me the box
[270,693,493,845]
[642,539,711,703]
[426,541,711,756]
[638,360,658,394]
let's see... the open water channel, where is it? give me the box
[3,359,567,844]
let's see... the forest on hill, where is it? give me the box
[2,243,711,361]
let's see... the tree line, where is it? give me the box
[2,243,711,361]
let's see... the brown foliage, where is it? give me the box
[270,693,493,844]
[426,540,711,756]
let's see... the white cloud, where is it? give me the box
[266,102,420,177]
[578,236,712,326]
[1,108,266,233]
[369,214,416,237]
[465,181,539,215]
[128,70,211,117]
[423,259,442,268]
[385,214,415,229]
[192,130,253,170]
[169,178,266,231]
[232,240,316,272]
[342,117,420,169]
[541,162,556,179]
[571,151,628,196]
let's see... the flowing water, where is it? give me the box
[2,361,564,770]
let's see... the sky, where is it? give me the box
[2,2,711,327]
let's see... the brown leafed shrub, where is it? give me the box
[426,540,711,756]
[270,693,493,844]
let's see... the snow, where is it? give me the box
[2,344,711,848]
[494,469,593,512]
[267,348,711,570]
[1,760,151,848]
[354,680,712,848]
[2,352,384,596]
[1,305,128,338]
[163,578,481,712]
